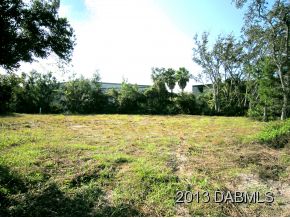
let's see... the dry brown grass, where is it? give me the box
[0,114,289,216]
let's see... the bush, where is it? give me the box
[256,119,290,148]
[143,85,170,114]
[117,83,146,114]
[0,73,20,113]
[196,92,213,115]
[175,93,197,114]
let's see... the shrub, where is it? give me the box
[175,93,197,114]
[256,119,290,148]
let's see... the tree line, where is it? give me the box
[0,68,206,115]
[192,0,289,120]
[0,0,289,120]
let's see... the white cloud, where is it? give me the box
[19,0,201,91]
[59,4,72,18]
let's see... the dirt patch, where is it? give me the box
[117,163,131,175]
[265,135,289,149]
[237,150,287,181]
[70,125,88,129]
[175,204,190,216]
[228,173,263,191]
[173,138,191,216]
[166,155,179,173]
[226,172,290,216]
[237,151,278,167]
[259,164,286,181]
[174,136,194,178]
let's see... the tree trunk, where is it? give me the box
[213,84,217,111]
[213,83,220,113]
[283,12,290,120]
[263,105,268,122]
[278,67,288,120]
[244,85,248,107]
[281,92,288,120]
[284,21,289,120]
[216,84,220,113]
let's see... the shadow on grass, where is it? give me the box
[94,204,142,217]
[237,152,287,181]
[0,113,23,117]
[0,165,28,216]
[266,135,289,149]
[0,165,143,216]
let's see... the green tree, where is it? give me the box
[0,0,75,70]
[37,72,59,113]
[150,67,170,97]
[216,34,247,115]
[0,73,21,113]
[151,67,166,88]
[16,71,59,113]
[16,71,42,113]
[175,92,197,114]
[62,74,103,114]
[247,57,282,120]
[176,67,191,92]
[90,74,107,113]
[144,68,171,114]
[117,82,145,114]
[193,32,247,115]
[235,0,289,119]
[105,88,119,113]
[164,68,176,95]
[193,34,228,113]
[220,76,247,116]
[193,32,223,113]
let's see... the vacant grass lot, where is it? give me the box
[0,114,289,216]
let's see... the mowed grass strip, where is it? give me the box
[0,114,289,216]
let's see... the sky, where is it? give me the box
[18,0,245,92]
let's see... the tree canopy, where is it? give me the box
[191,0,289,119]
[0,0,75,70]
[176,67,191,92]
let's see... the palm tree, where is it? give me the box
[164,68,176,95]
[151,67,167,92]
[176,67,191,93]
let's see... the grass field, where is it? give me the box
[0,114,289,216]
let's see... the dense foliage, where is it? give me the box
[192,0,289,120]
[0,0,289,120]
[0,0,75,70]
[255,118,290,148]
[0,69,204,115]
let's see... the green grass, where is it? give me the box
[0,114,289,216]
[255,118,290,148]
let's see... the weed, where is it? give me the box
[0,114,289,216]
[255,119,290,148]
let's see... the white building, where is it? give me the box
[100,82,150,91]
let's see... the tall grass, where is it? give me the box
[256,119,290,148]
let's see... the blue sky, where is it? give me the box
[61,0,245,36]
[20,0,246,91]
[60,0,88,21]
[155,0,245,37]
